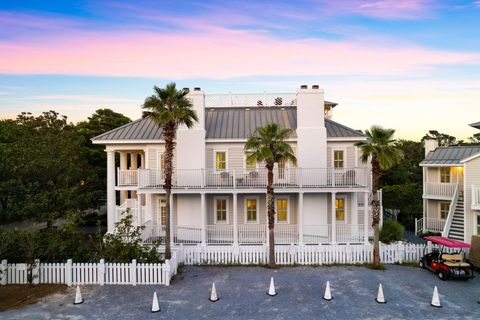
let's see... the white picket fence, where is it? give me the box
[0,252,180,287]
[175,242,465,266]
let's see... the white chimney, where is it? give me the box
[424,137,438,157]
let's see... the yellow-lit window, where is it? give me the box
[246,198,257,222]
[276,198,288,222]
[440,202,450,220]
[216,199,227,223]
[334,150,344,168]
[440,167,451,183]
[278,159,286,179]
[336,197,345,222]
[160,199,167,225]
[215,151,226,171]
[246,152,256,171]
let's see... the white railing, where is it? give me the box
[274,224,298,244]
[442,184,460,237]
[424,182,456,198]
[117,169,138,186]
[472,185,480,210]
[416,217,446,234]
[336,224,365,244]
[205,93,297,108]
[238,225,267,244]
[303,225,331,244]
[206,225,234,244]
[141,225,166,244]
[116,200,145,226]
[174,225,202,244]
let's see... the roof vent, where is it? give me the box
[312,85,319,89]
[194,87,201,91]
[300,85,308,89]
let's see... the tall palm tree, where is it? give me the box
[142,83,198,259]
[245,123,296,268]
[355,126,402,265]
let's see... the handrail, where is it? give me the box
[441,183,459,237]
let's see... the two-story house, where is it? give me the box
[92,85,378,247]
[419,122,480,243]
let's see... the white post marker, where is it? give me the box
[151,291,160,313]
[74,285,83,305]
[375,283,386,304]
[323,281,333,301]
[431,286,441,308]
[267,277,277,296]
[209,282,219,302]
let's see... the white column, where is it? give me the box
[331,192,336,244]
[364,191,369,244]
[170,193,174,245]
[119,152,128,203]
[137,193,142,225]
[140,153,145,169]
[130,152,138,169]
[201,193,206,245]
[298,192,304,245]
[352,193,358,225]
[107,150,116,233]
[145,194,152,222]
[233,193,238,246]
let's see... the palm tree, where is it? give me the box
[355,126,402,265]
[142,83,198,259]
[245,123,296,268]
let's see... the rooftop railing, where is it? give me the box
[205,93,297,108]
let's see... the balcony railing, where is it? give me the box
[472,185,480,210]
[131,167,368,189]
[205,93,297,108]
[117,169,138,187]
[415,217,446,235]
[423,182,456,198]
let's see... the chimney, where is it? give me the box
[424,137,438,157]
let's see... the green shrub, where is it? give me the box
[380,219,404,244]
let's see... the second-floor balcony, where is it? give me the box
[118,167,369,190]
[423,182,456,199]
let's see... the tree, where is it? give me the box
[142,83,198,259]
[468,132,480,145]
[245,123,296,268]
[423,130,458,147]
[355,126,403,265]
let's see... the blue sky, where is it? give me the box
[1,0,479,140]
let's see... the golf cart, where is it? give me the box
[419,236,473,281]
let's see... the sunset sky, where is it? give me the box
[1,0,479,140]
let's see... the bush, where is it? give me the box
[380,219,404,244]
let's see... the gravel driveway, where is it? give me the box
[3,265,480,320]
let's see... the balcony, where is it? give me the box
[126,167,368,190]
[473,185,480,210]
[423,182,456,199]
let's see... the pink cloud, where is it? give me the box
[0,27,478,79]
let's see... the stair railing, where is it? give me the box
[441,183,460,237]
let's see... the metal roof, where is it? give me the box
[470,121,480,129]
[92,106,365,142]
[420,146,480,165]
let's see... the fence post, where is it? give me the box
[33,259,40,285]
[164,260,171,286]
[66,259,72,287]
[99,259,105,286]
[427,241,432,253]
[131,259,137,286]
[1,260,7,285]
[398,243,404,264]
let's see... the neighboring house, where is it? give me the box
[419,122,480,243]
[92,85,379,246]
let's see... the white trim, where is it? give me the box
[206,138,297,143]
[96,140,165,145]
[244,196,260,224]
[420,163,463,167]
[213,149,228,172]
[327,137,366,142]
[213,196,229,224]
[335,194,347,224]
[460,152,480,163]
[331,148,347,169]
[274,195,290,224]
[354,146,358,167]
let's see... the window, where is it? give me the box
[160,199,167,225]
[246,198,258,223]
[245,152,256,171]
[336,197,346,222]
[215,151,226,171]
[276,198,288,223]
[215,198,228,223]
[439,202,450,220]
[333,150,344,169]
[440,167,451,183]
[278,159,286,179]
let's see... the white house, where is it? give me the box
[418,122,480,243]
[92,85,379,246]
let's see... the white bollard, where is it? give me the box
[209,282,219,302]
[267,277,277,296]
[323,281,333,301]
[375,283,386,304]
[431,286,441,308]
[151,291,160,313]
[74,285,83,305]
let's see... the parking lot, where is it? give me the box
[3,265,480,319]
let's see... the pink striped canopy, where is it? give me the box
[425,236,472,248]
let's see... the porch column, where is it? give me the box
[331,192,336,244]
[298,192,304,245]
[352,193,358,225]
[145,194,152,222]
[170,193,174,245]
[131,153,138,199]
[119,152,128,203]
[140,153,145,169]
[364,191,369,244]
[107,150,116,233]
[136,193,142,225]
[201,193,206,245]
[233,193,238,246]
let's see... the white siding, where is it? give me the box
[464,157,480,242]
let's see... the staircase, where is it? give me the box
[448,192,465,241]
